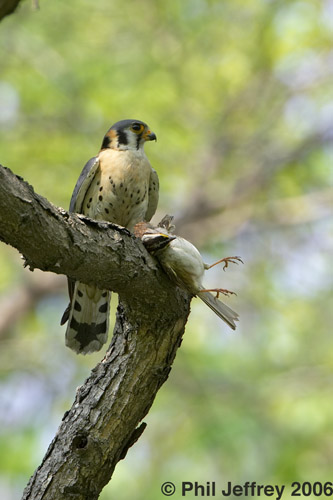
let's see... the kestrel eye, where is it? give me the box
[131,123,144,133]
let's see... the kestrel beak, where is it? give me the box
[143,129,157,141]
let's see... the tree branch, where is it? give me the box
[176,130,329,243]
[0,0,22,21]
[0,165,182,308]
[0,164,191,499]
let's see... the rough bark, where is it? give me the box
[0,165,191,499]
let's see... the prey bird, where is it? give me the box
[134,217,242,330]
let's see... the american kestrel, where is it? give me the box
[61,119,159,354]
[135,218,240,330]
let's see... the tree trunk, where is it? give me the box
[0,165,191,499]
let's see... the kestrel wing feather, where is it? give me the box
[145,168,159,222]
[70,156,100,213]
[61,156,100,326]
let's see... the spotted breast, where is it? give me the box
[61,119,159,354]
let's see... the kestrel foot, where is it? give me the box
[200,288,237,299]
[206,256,244,271]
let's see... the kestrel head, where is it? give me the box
[100,119,157,151]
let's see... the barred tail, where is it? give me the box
[197,291,238,330]
[62,282,111,354]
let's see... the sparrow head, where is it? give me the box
[100,119,157,151]
[141,232,176,254]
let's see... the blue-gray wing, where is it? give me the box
[61,155,100,325]
[69,156,100,213]
[145,168,159,222]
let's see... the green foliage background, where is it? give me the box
[0,0,332,498]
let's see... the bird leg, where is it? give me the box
[206,256,243,271]
[200,288,237,299]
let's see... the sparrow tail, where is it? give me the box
[197,290,239,330]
